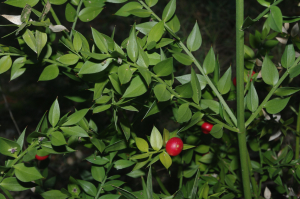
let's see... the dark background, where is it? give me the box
[0,0,300,198]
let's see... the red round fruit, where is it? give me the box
[35,154,49,161]
[166,137,183,156]
[233,77,237,86]
[201,122,213,134]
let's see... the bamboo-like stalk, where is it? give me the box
[236,0,251,198]
[295,104,300,160]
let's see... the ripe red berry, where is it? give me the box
[166,137,183,156]
[201,122,213,134]
[233,77,236,86]
[35,154,49,161]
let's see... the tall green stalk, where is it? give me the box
[69,0,83,39]
[296,104,300,160]
[236,0,251,198]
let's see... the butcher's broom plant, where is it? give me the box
[0,0,300,198]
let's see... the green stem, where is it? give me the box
[138,0,237,127]
[295,104,300,160]
[236,0,251,198]
[243,66,255,95]
[43,59,69,69]
[69,0,83,39]
[206,115,238,133]
[245,55,300,127]
[253,0,284,22]
[179,156,183,189]
[95,176,107,199]
[248,153,259,199]
[153,169,171,196]
[0,53,24,56]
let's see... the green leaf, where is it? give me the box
[36,29,47,58]
[154,84,171,102]
[177,103,192,123]
[91,166,105,182]
[90,137,106,153]
[159,151,172,169]
[10,57,26,81]
[135,137,149,152]
[79,58,113,75]
[63,109,89,126]
[128,9,151,18]
[49,0,67,5]
[146,167,153,199]
[187,21,202,52]
[21,4,31,23]
[210,124,223,139]
[191,169,200,199]
[246,82,258,112]
[14,163,43,182]
[181,112,204,132]
[78,7,103,22]
[126,170,146,178]
[268,6,283,32]
[172,52,193,66]
[118,64,132,85]
[93,104,112,114]
[85,155,109,165]
[203,47,216,74]
[105,140,127,152]
[92,28,108,53]
[137,45,149,68]
[106,0,128,3]
[162,0,176,22]
[94,79,109,100]
[73,32,82,52]
[265,97,290,114]
[41,190,68,199]
[166,15,180,33]
[176,74,207,90]
[120,117,131,140]
[0,177,36,191]
[191,68,201,104]
[217,67,231,95]
[281,44,295,69]
[289,65,300,78]
[150,126,163,151]
[0,55,12,74]
[136,22,157,35]
[65,3,76,22]
[274,87,300,96]
[138,67,152,86]
[49,99,60,127]
[127,24,139,63]
[153,57,173,76]
[175,83,193,98]
[39,64,59,81]
[0,137,21,158]
[16,127,26,149]
[122,75,147,98]
[4,0,39,8]
[50,131,67,146]
[77,180,97,197]
[112,186,137,199]
[103,180,125,191]
[115,2,142,17]
[145,0,158,7]
[199,153,214,164]
[114,160,135,170]
[23,29,36,53]
[57,54,79,65]
[261,55,279,86]
[60,126,89,137]
[109,73,123,95]
[147,21,165,44]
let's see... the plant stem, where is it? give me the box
[138,0,237,127]
[0,53,23,56]
[295,104,300,160]
[236,0,251,198]
[253,0,284,22]
[69,0,83,39]
[248,153,259,199]
[95,176,107,199]
[152,169,171,196]
[245,56,300,127]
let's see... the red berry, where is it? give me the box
[201,122,213,134]
[35,154,49,161]
[166,137,183,156]
[233,77,236,87]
